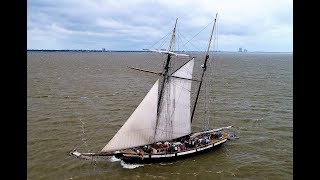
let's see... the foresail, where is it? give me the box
[155,58,195,141]
[101,80,159,152]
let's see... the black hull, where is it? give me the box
[115,141,226,164]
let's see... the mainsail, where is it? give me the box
[155,58,195,141]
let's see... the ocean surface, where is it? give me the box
[27,51,293,179]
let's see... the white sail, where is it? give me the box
[155,58,195,141]
[101,80,159,152]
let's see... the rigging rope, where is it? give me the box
[76,97,103,153]
[204,80,209,130]
[79,118,90,152]
[182,19,215,48]
[150,30,172,49]
[209,21,218,127]
[177,31,202,52]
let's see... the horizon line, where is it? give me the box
[26,49,293,53]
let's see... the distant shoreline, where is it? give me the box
[27,49,292,53]
[27,49,144,52]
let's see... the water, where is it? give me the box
[27,51,292,179]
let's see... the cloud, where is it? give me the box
[27,0,292,52]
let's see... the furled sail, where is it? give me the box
[155,58,195,141]
[101,80,159,152]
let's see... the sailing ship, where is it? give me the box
[70,14,233,164]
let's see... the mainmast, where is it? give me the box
[155,18,178,129]
[191,14,218,123]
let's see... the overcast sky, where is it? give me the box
[27,0,292,52]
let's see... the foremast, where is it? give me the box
[191,13,218,123]
[155,18,178,129]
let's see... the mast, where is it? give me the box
[168,18,178,52]
[156,18,178,120]
[191,13,218,123]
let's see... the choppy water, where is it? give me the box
[27,51,292,179]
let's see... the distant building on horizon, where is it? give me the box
[244,49,248,52]
[102,48,106,51]
[238,47,242,52]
